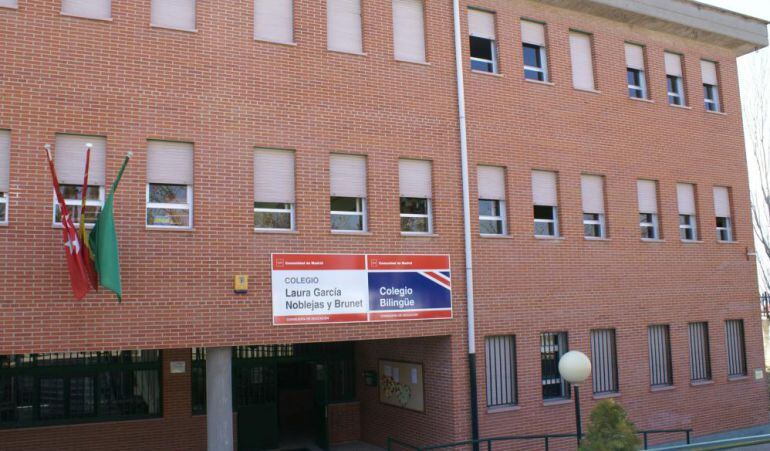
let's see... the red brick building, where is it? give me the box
[0,0,768,450]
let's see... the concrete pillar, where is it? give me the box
[206,347,234,451]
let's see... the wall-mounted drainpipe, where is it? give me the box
[451,0,480,448]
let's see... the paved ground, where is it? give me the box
[652,422,770,450]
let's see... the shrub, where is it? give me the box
[579,399,642,451]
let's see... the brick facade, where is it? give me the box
[0,0,766,449]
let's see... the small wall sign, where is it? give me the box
[755,368,764,380]
[170,361,186,374]
[234,275,248,294]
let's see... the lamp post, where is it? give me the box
[558,351,592,449]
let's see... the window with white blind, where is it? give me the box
[477,165,506,235]
[688,322,712,382]
[714,186,732,242]
[532,170,558,237]
[0,130,9,224]
[665,52,685,106]
[254,0,293,44]
[521,20,548,82]
[327,0,363,54]
[399,159,432,234]
[625,43,647,99]
[725,320,747,377]
[569,31,595,91]
[590,329,619,394]
[581,175,606,239]
[146,141,194,229]
[0,0,18,8]
[468,9,496,73]
[648,325,673,387]
[62,0,111,20]
[392,0,425,63]
[151,0,196,31]
[53,135,107,228]
[638,180,660,240]
[541,332,569,400]
[485,335,517,408]
[701,60,721,112]
[254,148,295,231]
[330,154,367,232]
[677,183,698,241]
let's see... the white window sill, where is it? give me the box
[717,240,737,244]
[542,398,572,407]
[254,228,298,235]
[395,58,431,66]
[61,13,113,22]
[690,380,714,387]
[681,239,704,244]
[584,237,610,242]
[574,87,601,95]
[331,230,372,236]
[650,385,675,392]
[705,110,727,116]
[401,232,438,238]
[328,49,367,57]
[524,78,555,87]
[487,405,520,414]
[593,392,620,400]
[254,38,297,47]
[480,233,512,239]
[727,375,749,382]
[641,238,665,243]
[0,5,18,10]
[150,24,198,33]
[0,222,8,227]
[146,225,194,232]
[669,103,692,110]
[629,96,654,104]
[471,70,503,78]
[534,235,564,241]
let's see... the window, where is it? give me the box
[151,0,196,31]
[485,336,517,407]
[53,135,106,228]
[392,0,426,63]
[521,21,548,82]
[0,0,18,9]
[569,31,595,91]
[477,165,506,235]
[665,53,685,106]
[0,351,161,428]
[191,348,206,415]
[677,183,698,241]
[146,141,193,229]
[581,175,606,238]
[399,159,432,234]
[625,43,647,99]
[0,130,9,225]
[468,9,496,73]
[254,0,293,44]
[725,320,747,377]
[590,329,618,394]
[714,186,733,241]
[648,325,673,387]
[701,60,720,112]
[688,322,712,382]
[327,0,362,54]
[541,332,569,399]
[330,154,367,232]
[62,0,111,20]
[532,170,558,237]
[254,148,296,231]
[637,180,660,239]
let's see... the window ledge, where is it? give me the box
[146,226,194,232]
[61,13,113,22]
[150,24,198,33]
[681,240,704,244]
[53,223,95,230]
[705,110,727,116]
[728,375,749,382]
[487,405,520,414]
[480,233,512,239]
[542,398,572,407]
[584,237,610,242]
[669,103,692,110]
[641,238,665,243]
[629,97,654,104]
[0,222,8,227]
[254,228,298,235]
[593,392,620,400]
[254,38,297,47]
[328,49,367,57]
[650,385,675,392]
[0,5,18,10]
[401,232,438,238]
[717,240,737,244]
[471,70,503,78]
[331,230,372,236]
[524,79,555,87]
[690,380,714,387]
[534,235,564,241]
[574,88,601,95]
[395,58,431,66]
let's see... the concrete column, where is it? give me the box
[206,347,234,451]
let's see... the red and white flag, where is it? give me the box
[44,144,91,300]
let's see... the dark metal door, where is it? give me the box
[313,363,329,451]
[235,362,278,451]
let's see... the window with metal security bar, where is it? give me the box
[485,336,517,408]
[725,320,747,377]
[541,332,569,400]
[590,329,619,394]
[648,325,673,387]
[688,322,712,382]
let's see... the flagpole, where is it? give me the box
[79,143,91,241]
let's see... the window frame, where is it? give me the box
[716,216,732,242]
[52,185,105,230]
[667,74,685,106]
[704,84,720,112]
[627,68,647,99]
[400,197,433,235]
[541,332,570,400]
[648,325,673,387]
[523,42,548,82]
[590,329,619,395]
[254,202,295,232]
[688,322,712,382]
[479,199,506,236]
[534,205,559,238]
[679,214,698,241]
[0,191,7,225]
[725,320,747,377]
[330,197,367,232]
[145,183,193,230]
[639,213,659,240]
[583,212,605,239]
[470,36,498,74]
[485,335,518,408]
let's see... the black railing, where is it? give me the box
[387,428,692,451]
[761,292,770,319]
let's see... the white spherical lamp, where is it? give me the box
[558,351,592,384]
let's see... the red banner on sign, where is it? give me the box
[272,254,366,271]
[367,254,450,271]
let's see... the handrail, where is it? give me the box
[656,433,770,450]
